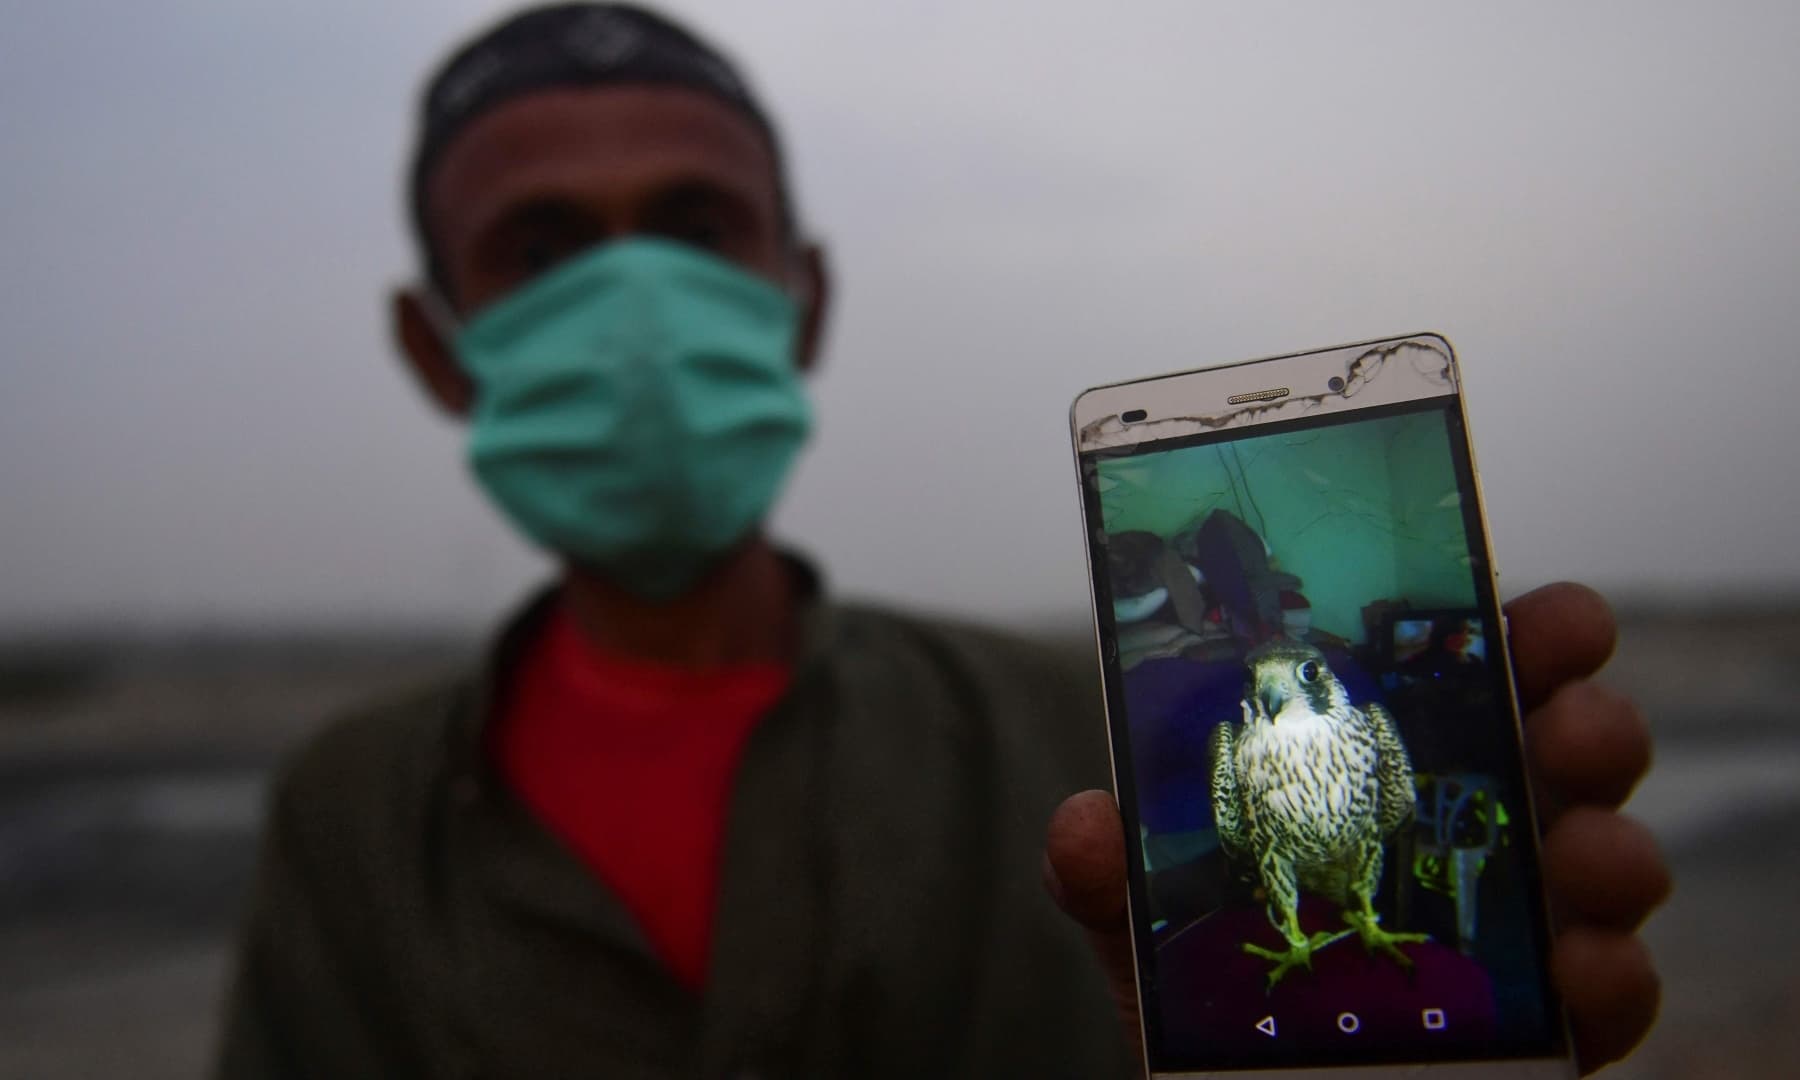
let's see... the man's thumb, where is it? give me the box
[1045,790,1145,1070]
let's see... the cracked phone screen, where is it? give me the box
[1078,388,1565,1074]
[1078,337,1457,454]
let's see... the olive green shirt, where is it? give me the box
[216,580,1133,1079]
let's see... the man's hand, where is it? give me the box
[1044,582,1670,1075]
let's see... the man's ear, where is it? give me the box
[391,287,474,418]
[794,243,830,375]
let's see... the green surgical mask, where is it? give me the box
[444,238,813,600]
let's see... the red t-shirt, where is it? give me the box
[488,605,790,991]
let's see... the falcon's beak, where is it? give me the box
[1255,673,1287,719]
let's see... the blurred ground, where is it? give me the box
[0,608,1794,1079]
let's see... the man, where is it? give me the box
[218,5,1667,1077]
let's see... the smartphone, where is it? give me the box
[1070,334,1572,1078]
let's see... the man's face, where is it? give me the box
[395,83,824,416]
[423,84,793,314]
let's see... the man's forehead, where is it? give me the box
[425,84,780,233]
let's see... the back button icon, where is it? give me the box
[1255,1016,1277,1038]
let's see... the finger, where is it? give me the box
[1505,583,1617,709]
[1526,681,1653,810]
[1552,926,1661,1074]
[1044,789,1129,931]
[1541,808,1672,929]
[1044,790,1144,1065]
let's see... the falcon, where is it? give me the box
[1209,640,1427,989]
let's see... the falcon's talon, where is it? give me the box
[1244,928,1354,991]
[1343,909,1429,966]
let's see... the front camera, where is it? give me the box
[1327,376,1346,393]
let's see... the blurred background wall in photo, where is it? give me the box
[3,2,1797,1077]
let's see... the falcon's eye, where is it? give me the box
[1297,660,1322,684]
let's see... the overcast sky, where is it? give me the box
[3,1,1797,633]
